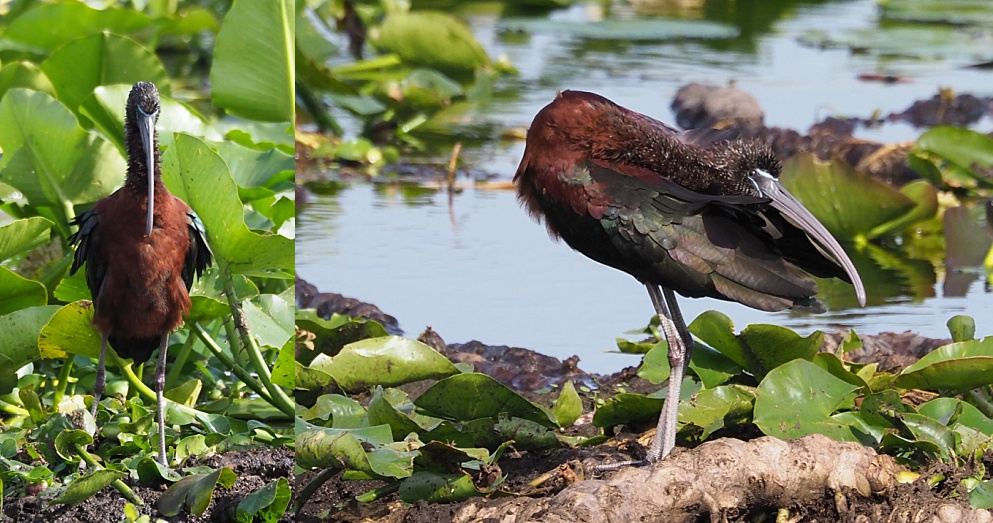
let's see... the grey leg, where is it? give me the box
[645,284,689,463]
[91,334,108,419]
[155,334,169,466]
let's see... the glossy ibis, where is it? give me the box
[68,82,212,466]
[514,90,866,464]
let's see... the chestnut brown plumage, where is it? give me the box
[515,90,865,464]
[68,82,212,466]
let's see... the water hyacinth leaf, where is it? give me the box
[678,385,754,440]
[164,379,202,408]
[211,0,293,122]
[414,373,555,428]
[374,12,490,75]
[302,394,366,428]
[971,480,993,510]
[754,359,861,442]
[54,430,92,462]
[498,17,738,41]
[636,341,670,384]
[0,2,151,54]
[779,153,914,242]
[944,206,992,270]
[397,471,483,504]
[689,310,822,379]
[811,353,868,389]
[0,268,47,315]
[688,343,742,388]
[552,380,582,429]
[0,217,52,261]
[593,392,664,429]
[0,61,55,101]
[161,134,293,278]
[243,293,294,349]
[859,390,915,429]
[914,126,993,188]
[947,315,976,342]
[895,337,993,392]
[0,305,59,393]
[866,180,939,239]
[38,301,100,359]
[41,32,169,122]
[894,412,956,462]
[324,336,459,392]
[235,477,290,523]
[53,469,126,506]
[272,339,295,390]
[0,89,126,214]
[295,426,415,478]
[295,310,388,364]
[919,398,993,435]
[158,467,237,517]
[368,387,429,440]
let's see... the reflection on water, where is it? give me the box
[298,185,993,373]
[306,0,993,372]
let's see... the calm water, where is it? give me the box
[300,0,993,373]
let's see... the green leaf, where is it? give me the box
[52,469,125,506]
[779,153,914,241]
[374,12,490,76]
[678,385,754,440]
[0,89,126,225]
[38,301,100,359]
[971,480,993,510]
[919,398,993,435]
[82,84,212,153]
[397,471,485,503]
[914,126,993,189]
[0,61,55,100]
[414,373,555,428]
[689,310,822,380]
[0,268,47,315]
[947,315,976,343]
[158,467,237,517]
[210,0,293,122]
[896,337,993,392]
[0,3,151,53]
[317,336,459,392]
[301,394,366,428]
[295,426,415,478]
[0,217,52,261]
[636,341,670,384]
[551,380,583,429]
[40,33,169,124]
[236,477,291,523]
[54,430,94,462]
[593,392,664,429]
[754,359,861,442]
[368,387,431,440]
[161,133,293,278]
[0,305,59,394]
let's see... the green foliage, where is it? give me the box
[0,0,292,518]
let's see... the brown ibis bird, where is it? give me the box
[514,90,865,465]
[68,81,212,466]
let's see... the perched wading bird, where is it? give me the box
[69,81,212,466]
[514,90,866,464]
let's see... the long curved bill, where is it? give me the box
[136,106,158,237]
[752,170,867,307]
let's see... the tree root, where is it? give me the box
[452,435,993,523]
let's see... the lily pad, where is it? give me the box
[374,11,490,76]
[315,336,459,392]
[753,359,862,442]
[414,373,555,428]
[896,337,993,392]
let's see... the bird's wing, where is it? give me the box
[586,162,823,312]
[68,209,106,302]
[183,210,213,290]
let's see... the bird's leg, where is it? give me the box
[645,284,689,463]
[155,334,169,466]
[91,334,109,419]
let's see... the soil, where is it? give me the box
[295,279,993,523]
[2,446,294,523]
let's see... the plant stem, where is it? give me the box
[0,398,29,417]
[165,331,196,390]
[190,323,274,405]
[293,467,338,514]
[221,270,295,417]
[74,443,144,506]
[54,357,74,405]
[355,483,401,503]
[114,354,199,418]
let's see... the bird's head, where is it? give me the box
[126,81,161,237]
